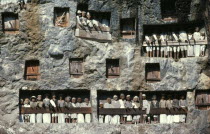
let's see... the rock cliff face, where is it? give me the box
[0,0,210,134]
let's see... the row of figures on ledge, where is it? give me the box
[99,94,187,124]
[76,10,109,32]
[20,94,91,123]
[143,27,207,58]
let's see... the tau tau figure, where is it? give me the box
[58,94,65,123]
[172,95,180,123]
[23,98,30,122]
[125,95,133,123]
[86,12,94,31]
[193,27,202,57]
[50,94,58,123]
[36,95,43,123]
[76,97,85,123]
[30,96,37,123]
[159,94,167,124]
[82,98,91,123]
[71,97,77,123]
[104,98,113,124]
[142,94,150,124]
[150,95,159,123]
[111,95,120,124]
[99,101,104,123]
[20,99,24,122]
[43,94,51,123]
[132,96,140,124]
[179,95,187,123]
[64,96,72,123]
[119,93,126,123]
[166,95,173,124]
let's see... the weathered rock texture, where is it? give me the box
[0,0,210,134]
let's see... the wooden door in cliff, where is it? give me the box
[70,59,83,78]
[106,59,120,78]
[145,63,161,83]
[25,60,40,81]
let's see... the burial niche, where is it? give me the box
[161,0,177,21]
[2,12,19,34]
[195,90,210,110]
[145,63,161,83]
[54,7,70,27]
[97,90,187,124]
[120,18,136,39]
[70,58,83,78]
[106,59,120,78]
[19,89,92,123]
[24,60,40,81]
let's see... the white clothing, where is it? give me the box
[82,102,91,123]
[76,103,84,123]
[104,102,113,124]
[43,113,51,123]
[194,45,201,56]
[160,114,167,124]
[119,99,126,108]
[36,114,42,123]
[99,115,104,123]
[71,103,77,119]
[187,45,194,56]
[173,115,180,123]
[58,113,65,123]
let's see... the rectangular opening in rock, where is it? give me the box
[69,58,83,78]
[54,7,70,27]
[161,0,177,21]
[145,63,161,83]
[195,90,210,110]
[24,60,40,81]
[2,12,19,34]
[106,59,120,78]
[77,3,88,12]
[120,18,136,39]
[142,23,207,59]
[97,90,187,124]
[19,89,91,123]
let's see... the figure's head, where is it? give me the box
[30,96,36,102]
[72,97,76,103]
[82,11,86,17]
[181,95,185,100]
[24,98,30,104]
[65,96,71,102]
[84,98,89,103]
[161,95,165,99]
[152,95,157,100]
[195,27,199,32]
[77,10,82,16]
[120,93,125,100]
[59,94,63,100]
[126,95,131,101]
[37,95,42,101]
[142,94,146,100]
[107,98,111,103]
[77,97,82,103]
[45,94,49,99]
[113,95,118,101]
[99,102,103,108]
[133,96,139,102]
[52,94,56,100]
[86,12,91,19]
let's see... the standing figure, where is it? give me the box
[58,94,65,123]
[160,33,167,57]
[30,96,37,123]
[99,101,104,123]
[179,95,187,123]
[159,95,167,124]
[76,97,85,123]
[86,12,94,31]
[36,95,43,123]
[82,98,91,123]
[166,95,173,123]
[81,11,88,30]
[200,28,206,56]
[71,97,77,123]
[132,96,140,124]
[50,94,58,123]
[150,95,159,123]
[76,10,84,29]
[142,94,150,124]
[125,95,133,123]
[193,27,202,57]
[187,32,194,57]
[119,93,126,123]
[104,98,113,124]
[172,95,180,123]
[23,98,30,122]
[145,35,152,57]
[111,95,120,124]
[179,31,188,58]
[64,96,72,123]
[20,99,24,122]
[43,94,51,123]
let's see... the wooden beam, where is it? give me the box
[99,108,187,115]
[20,107,92,114]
